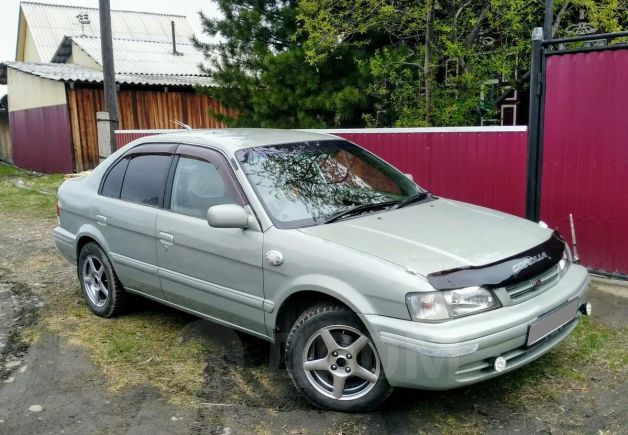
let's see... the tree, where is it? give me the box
[192,0,373,128]
[297,0,626,127]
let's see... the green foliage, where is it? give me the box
[297,0,626,126]
[193,0,372,128]
[196,0,626,127]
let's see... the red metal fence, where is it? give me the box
[116,127,528,217]
[115,130,182,149]
[10,104,74,174]
[313,128,528,217]
[541,48,628,275]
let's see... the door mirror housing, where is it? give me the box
[404,173,414,181]
[207,204,249,229]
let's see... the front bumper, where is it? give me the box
[363,264,590,390]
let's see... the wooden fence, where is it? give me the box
[0,113,11,163]
[67,87,233,171]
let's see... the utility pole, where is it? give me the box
[98,0,118,157]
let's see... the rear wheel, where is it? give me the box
[78,242,126,317]
[285,304,392,412]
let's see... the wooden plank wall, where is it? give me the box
[0,113,12,163]
[67,87,233,171]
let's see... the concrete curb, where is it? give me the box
[590,275,628,299]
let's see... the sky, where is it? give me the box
[0,0,220,96]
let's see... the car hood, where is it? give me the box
[299,199,553,277]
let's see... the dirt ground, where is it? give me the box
[0,198,627,434]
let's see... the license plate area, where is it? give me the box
[527,299,579,347]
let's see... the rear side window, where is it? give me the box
[101,157,129,198]
[120,154,172,207]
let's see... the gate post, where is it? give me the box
[525,27,545,221]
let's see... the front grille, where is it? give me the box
[506,264,560,301]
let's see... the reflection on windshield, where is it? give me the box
[236,140,420,228]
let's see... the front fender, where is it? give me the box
[268,273,376,327]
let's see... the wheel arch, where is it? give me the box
[74,225,111,261]
[273,290,355,337]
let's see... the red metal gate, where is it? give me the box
[540,48,628,275]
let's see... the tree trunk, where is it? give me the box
[458,2,491,74]
[424,1,434,124]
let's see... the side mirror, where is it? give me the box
[404,173,414,182]
[207,204,249,229]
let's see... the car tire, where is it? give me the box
[78,242,126,318]
[285,304,392,412]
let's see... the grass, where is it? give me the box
[480,317,627,408]
[0,162,63,218]
[403,319,628,433]
[434,415,482,435]
[44,288,208,407]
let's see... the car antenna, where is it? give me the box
[569,213,580,264]
[171,120,192,130]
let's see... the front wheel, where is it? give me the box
[285,304,392,412]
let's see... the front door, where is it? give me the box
[156,145,266,335]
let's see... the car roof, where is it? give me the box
[138,128,341,154]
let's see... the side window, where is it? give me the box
[171,157,241,219]
[101,157,129,198]
[120,154,172,207]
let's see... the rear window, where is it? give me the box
[101,157,129,198]
[120,154,172,207]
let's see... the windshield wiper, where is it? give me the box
[392,191,431,210]
[322,200,397,224]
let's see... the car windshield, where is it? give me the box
[236,140,423,228]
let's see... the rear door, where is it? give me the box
[155,145,266,335]
[95,144,175,299]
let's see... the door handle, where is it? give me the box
[158,232,174,243]
[95,215,107,225]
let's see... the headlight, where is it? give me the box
[406,286,500,322]
[443,286,500,317]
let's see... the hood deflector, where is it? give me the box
[427,231,565,291]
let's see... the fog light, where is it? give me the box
[494,356,507,372]
[580,302,592,316]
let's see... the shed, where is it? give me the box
[1,2,230,173]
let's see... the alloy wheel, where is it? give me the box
[302,325,380,400]
[82,255,110,307]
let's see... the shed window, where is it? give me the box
[120,154,172,207]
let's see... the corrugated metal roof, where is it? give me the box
[52,36,206,76]
[21,1,195,62]
[0,62,213,87]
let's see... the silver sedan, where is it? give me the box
[54,129,590,412]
